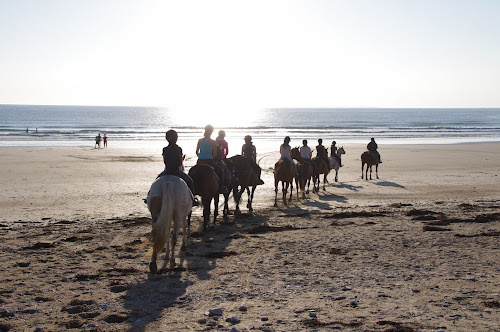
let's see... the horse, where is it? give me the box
[328,146,346,182]
[229,155,262,214]
[290,147,314,198]
[146,176,192,273]
[214,159,234,221]
[312,156,330,191]
[361,151,379,180]
[274,157,296,207]
[188,164,219,231]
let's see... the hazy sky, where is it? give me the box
[1,0,499,113]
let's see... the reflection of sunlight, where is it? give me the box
[171,105,263,128]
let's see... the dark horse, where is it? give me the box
[290,147,315,198]
[312,156,330,191]
[217,159,234,221]
[274,158,295,207]
[229,155,261,215]
[361,151,380,180]
[188,164,219,231]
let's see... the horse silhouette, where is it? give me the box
[361,151,380,180]
[274,158,296,207]
[188,164,219,231]
[312,156,330,190]
[290,147,314,198]
[229,155,261,214]
[146,176,192,273]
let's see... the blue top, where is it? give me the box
[198,138,213,160]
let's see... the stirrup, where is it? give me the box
[192,197,200,207]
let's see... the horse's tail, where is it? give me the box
[150,182,175,255]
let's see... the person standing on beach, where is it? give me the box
[196,125,228,194]
[330,140,342,167]
[367,137,382,163]
[95,135,100,148]
[103,134,108,148]
[316,139,330,169]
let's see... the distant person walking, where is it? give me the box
[95,134,102,148]
[103,134,108,148]
[367,137,382,163]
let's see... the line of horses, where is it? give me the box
[146,147,381,273]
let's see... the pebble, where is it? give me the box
[61,276,68,282]
[100,304,109,310]
[226,316,240,324]
[334,296,346,301]
[309,312,317,318]
[261,316,269,321]
[209,308,223,316]
[238,306,248,312]
[197,319,207,324]
[230,328,239,332]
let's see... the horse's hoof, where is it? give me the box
[149,262,158,274]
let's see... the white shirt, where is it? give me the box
[299,146,312,159]
[280,144,291,159]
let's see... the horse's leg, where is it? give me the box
[223,192,229,221]
[246,187,251,209]
[323,174,326,190]
[361,162,364,179]
[212,195,219,228]
[249,186,256,213]
[289,180,294,202]
[369,165,372,180]
[169,227,177,269]
[149,247,158,274]
[202,197,209,231]
[335,169,338,182]
[181,211,190,251]
[274,180,279,207]
[376,163,379,179]
[282,182,287,206]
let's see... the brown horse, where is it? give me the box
[290,147,314,198]
[229,155,262,214]
[361,151,379,180]
[274,158,295,207]
[312,157,330,190]
[188,164,219,231]
[216,160,234,221]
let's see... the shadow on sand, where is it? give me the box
[123,212,268,331]
[331,182,364,192]
[374,180,406,189]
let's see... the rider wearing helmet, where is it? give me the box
[160,129,199,206]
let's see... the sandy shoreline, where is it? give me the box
[0,143,499,331]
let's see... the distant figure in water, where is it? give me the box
[367,137,382,163]
[103,134,108,148]
[94,135,100,148]
[26,128,29,133]
[35,128,38,133]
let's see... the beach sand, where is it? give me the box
[0,143,499,331]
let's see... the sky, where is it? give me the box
[1,0,499,114]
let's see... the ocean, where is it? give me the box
[1,105,500,153]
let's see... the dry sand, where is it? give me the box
[0,143,499,331]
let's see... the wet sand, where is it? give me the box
[0,143,499,331]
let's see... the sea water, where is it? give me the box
[1,105,499,153]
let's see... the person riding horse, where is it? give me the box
[280,136,298,178]
[330,140,343,167]
[241,135,264,185]
[316,138,330,170]
[367,137,382,163]
[158,129,199,206]
[196,125,228,194]
[299,139,318,177]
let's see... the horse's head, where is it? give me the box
[290,147,301,160]
[338,146,346,155]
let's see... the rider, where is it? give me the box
[215,130,229,159]
[280,136,298,179]
[299,139,318,177]
[159,129,199,206]
[367,137,382,163]
[316,138,330,170]
[242,135,264,185]
[195,125,228,194]
[330,140,343,167]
